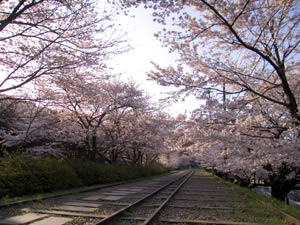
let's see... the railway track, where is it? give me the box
[0,170,299,225]
[0,171,177,209]
[0,171,191,225]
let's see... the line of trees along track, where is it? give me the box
[0,0,176,165]
[0,0,299,203]
[116,0,300,201]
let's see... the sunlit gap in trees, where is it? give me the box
[104,3,200,116]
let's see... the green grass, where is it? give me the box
[200,169,300,223]
[228,199,289,224]
[224,180,299,220]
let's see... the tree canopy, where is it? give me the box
[0,0,127,93]
[117,0,300,200]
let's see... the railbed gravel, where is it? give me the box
[115,219,141,225]
[95,204,124,215]
[67,217,102,225]
[169,198,249,207]
[158,206,226,221]
[123,206,154,218]
[0,205,28,218]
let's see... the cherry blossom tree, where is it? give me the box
[121,0,299,124]
[186,96,300,200]
[98,110,169,165]
[0,0,127,93]
[0,0,131,158]
[0,97,61,154]
[0,0,173,166]
[44,76,148,158]
[0,76,172,164]
[118,0,300,200]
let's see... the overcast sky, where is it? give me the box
[108,5,197,116]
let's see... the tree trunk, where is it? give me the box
[264,163,298,201]
[270,180,295,201]
[91,135,97,160]
[277,66,300,125]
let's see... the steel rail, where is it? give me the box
[92,170,192,225]
[140,170,194,225]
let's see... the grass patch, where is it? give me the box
[0,156,169,200]
[202,169,300,221]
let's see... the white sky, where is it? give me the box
[108,6,198,116]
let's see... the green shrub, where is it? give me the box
[0,179,7,197]
[67,159,105,185]
[0,156,168,199]
[0,157,81,198]
[29,158,82,191]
